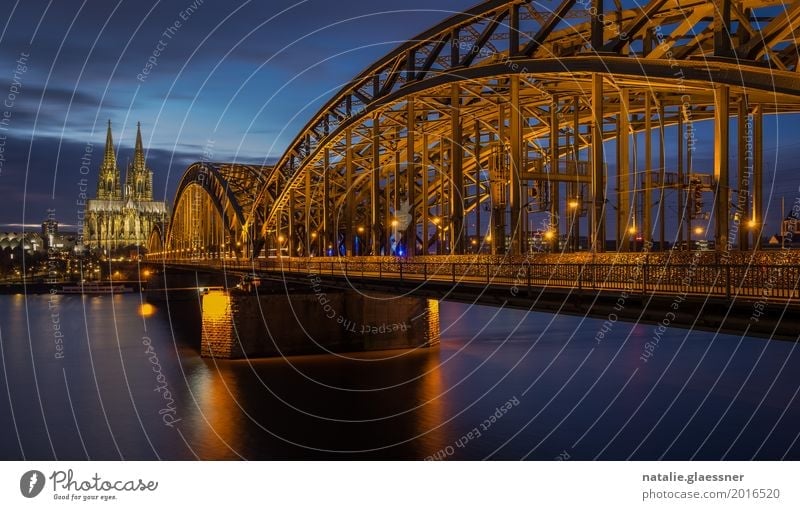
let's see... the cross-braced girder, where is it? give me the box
[191,0,800,258]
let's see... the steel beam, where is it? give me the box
[644,93,653,249]
[738,97,749,251]
[406,99,417,256]
[618,88,631,252]
[451,83,465,254]
[323,148,331,255]
[422,134,429,254]
[714,85,730,253]
[550,95,560,252]
[753,104,763,249]
[509,76,523,255]
[345,127,355,256]
[371,116,382,255]
[658,100,666,250]
[591,73,605,253]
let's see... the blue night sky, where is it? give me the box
[0,0,799,234]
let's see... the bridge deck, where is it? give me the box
[159,256,800,304]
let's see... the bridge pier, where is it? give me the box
[200,287,440,359]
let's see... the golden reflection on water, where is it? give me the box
[138,303,157,318]
[190,363,246,459]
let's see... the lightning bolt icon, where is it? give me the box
[28,472,37,495]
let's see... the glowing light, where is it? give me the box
[278,235,285,243]
[391,220,399,227]
[311,232,318,239]
[203,291,230,320]
[694,226,704,235]
[568,200,580,209]
[432,217,441,225]
[471,239,478,245]
[138,303,157,318]
[628,226,637,235]
[357,226,365,234]
[747,219,757,228]
[544,231,555,241]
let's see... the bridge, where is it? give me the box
[142,0,800,354]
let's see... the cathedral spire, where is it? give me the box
[133,121,145,171]
[102,119,116,171]
[97,119,122,200]
[126,122,154,201]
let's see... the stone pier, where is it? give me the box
[200,289,440,359]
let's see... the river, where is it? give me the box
[0,293,797,460]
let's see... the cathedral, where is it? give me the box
[84,121,169,253]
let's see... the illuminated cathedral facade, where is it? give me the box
[84,121,169,253]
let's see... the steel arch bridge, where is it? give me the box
[156,0,800,261]
[148,163,271,259]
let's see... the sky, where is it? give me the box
[0,0,798,234]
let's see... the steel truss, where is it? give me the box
[185,0,800,257]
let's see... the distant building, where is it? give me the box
[41,217,58,243]
[83,121,168,253]
[0,232,45,254]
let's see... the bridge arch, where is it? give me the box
[153,163,270,260]
[243,0,800,258]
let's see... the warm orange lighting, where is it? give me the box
[471,239,478,245]
[311,232,318,239]
[747,219,757,229]
[544,231,555,240]
[142,270,151,278]
[138,303,157,318]
[568,200,580,209]
[391,219,399,227]
[628,226,637,235]
[357,226,365,234]
[694,226,704,235]
[432,217,441,225]
[278,235,286,243]
[486,234,492,242]
[203,291,230,320]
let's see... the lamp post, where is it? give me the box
[568,198,580,252]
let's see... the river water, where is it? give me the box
[0,293,797,460]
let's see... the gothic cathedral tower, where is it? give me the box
[125,122,154,201]
[84,121,168,253]
[96,120,122,200]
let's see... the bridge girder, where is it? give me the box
[241,0,800,257]
[159,163,272,259]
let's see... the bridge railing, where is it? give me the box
[168,257,800,302]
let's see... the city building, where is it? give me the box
[83,121,169,253]
[0,232,45,254]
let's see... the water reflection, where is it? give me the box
[0,293,797,460]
